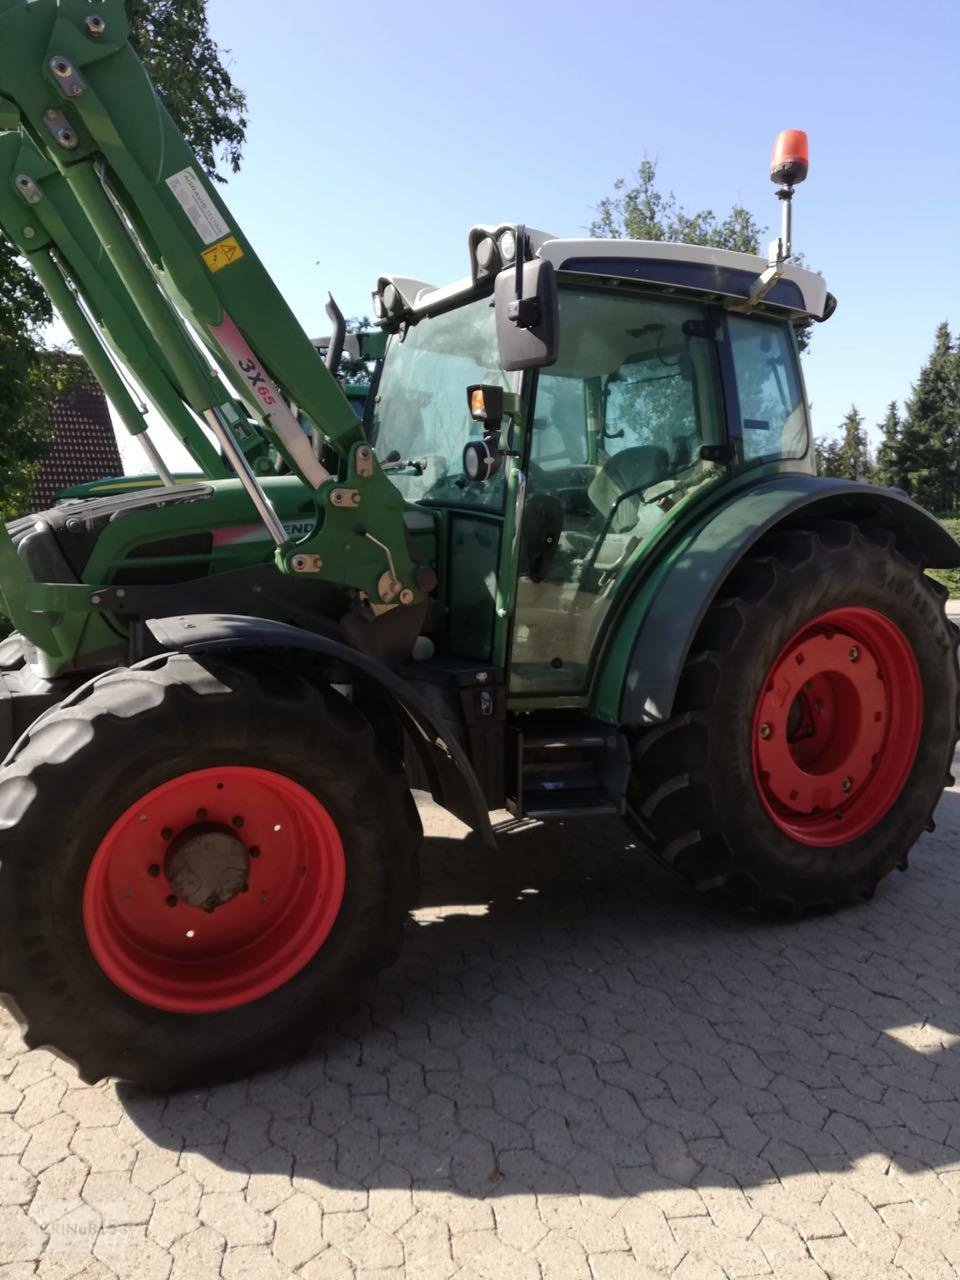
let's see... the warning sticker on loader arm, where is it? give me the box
[166,167,230,244]
[201,236,245,273]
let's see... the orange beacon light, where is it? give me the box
[770,129,809,187]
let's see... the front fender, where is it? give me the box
[145,613,495,847]
[618,475,960,726]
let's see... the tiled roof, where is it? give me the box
[31,363,122,509]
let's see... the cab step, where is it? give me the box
[506,720,630,820]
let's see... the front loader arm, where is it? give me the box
[0,128,230,480]
[0,0,421,616]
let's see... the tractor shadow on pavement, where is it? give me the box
[117,790,960,1204]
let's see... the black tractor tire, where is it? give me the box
[627,520,959,910]
[0,651,421,1089]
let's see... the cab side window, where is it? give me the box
[727,317,807,461]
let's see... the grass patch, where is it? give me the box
[928,518,960,598]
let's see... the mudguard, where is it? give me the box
[619,475,960,726]
[145,613,495,847]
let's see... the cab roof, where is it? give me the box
[379,232,831,325]
[538,238,828,320]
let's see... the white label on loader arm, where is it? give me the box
[166,167,230,245]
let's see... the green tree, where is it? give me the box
[0,242,58,520]
[0,1,248,522]
[814,435,844,477]
[837,406,873,481]
[816,406,872,481]
[874,401,905,489]
[898,323,958,513]
[590,159,763,252]
[125,0,247,181]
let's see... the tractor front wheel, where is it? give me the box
[0,653,420,1087]
[628,520,960,910]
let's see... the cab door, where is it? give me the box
[509,286,726,697]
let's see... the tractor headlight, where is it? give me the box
[498,228,517,265]
[474,236,500,276]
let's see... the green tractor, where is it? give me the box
[0,2,956,1090]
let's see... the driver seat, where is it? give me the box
[587,445,670,532]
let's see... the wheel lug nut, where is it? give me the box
[759,723,772,740]
[848,646,859,662]
[196,808,207,819]
[232,815,244,828]
[148,864,160,878]
[841,777,853,793]
[161,828,173,841]
[166,894,178,908]
[249,845,260,858]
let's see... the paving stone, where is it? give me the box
[0,1156,35,1208]
[220,1244,289,1280]
[198,1191,273,1245]
[534,1229,591,1280]
[168,1225,224,1280]
[146,1174,202,1249]
[586,1253,663,1280]
[21,1116,78,1177]
[0,1205,47,1262]
[271,1192,326,1270]
[68,1127,135,1175]
[821,1184,900,1263]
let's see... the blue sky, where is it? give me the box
[118,0,960,467]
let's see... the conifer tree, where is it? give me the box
[899,323,958,513]
[874,401,904,489]
[834,406,873,481]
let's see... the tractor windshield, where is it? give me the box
[369,296,517,509]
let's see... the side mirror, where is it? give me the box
[495,258,559,371]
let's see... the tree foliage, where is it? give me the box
[0,1,248,524]
[873,401,905,490]
[590,158,763,253]
[0,242,58,521]
[893,323,960,514]
[815,406,873,481]
[125,0,247,181]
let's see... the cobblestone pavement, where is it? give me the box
[4,782,960,1280]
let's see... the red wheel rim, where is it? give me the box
[752,607,923,847]
[82,767,345,1013]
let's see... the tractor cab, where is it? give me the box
[368,228,831,702]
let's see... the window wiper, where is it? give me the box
[381,452,426,475]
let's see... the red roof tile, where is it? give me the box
[31,364,122,508]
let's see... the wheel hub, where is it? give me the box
[82,766,346,1013]
[165,823,249,912]
[752,607,922,847]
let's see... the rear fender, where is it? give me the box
[618,475,960,726]
[145,613,495,846]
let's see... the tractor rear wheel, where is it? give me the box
[627,520,959,910]
[0,652,420,1088]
